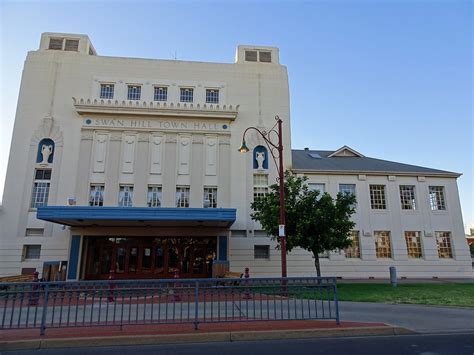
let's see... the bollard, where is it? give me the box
[29,271,40,306]
[107,269,115,302]
[243,267,252,299]
[389,266,397,287]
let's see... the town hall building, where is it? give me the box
[0,33,471,280]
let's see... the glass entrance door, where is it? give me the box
[83,237,217,280]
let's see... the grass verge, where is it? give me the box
[335,283,474,308]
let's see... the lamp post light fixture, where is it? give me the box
[238,115,287,278]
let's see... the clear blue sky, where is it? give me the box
[1,0,472,231]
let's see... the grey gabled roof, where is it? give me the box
[291,149,460,177]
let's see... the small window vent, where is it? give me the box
[259,51,272,63]
[308,153,322,159]
[48,38,63,50]
[64,39,79,51]
[245,50,258,62]
[26,228,44,236]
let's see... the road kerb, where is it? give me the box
[0,326,415,351]
[230,326,415,341]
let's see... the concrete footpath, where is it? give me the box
[0,320,412,351]
[339,301,474,333]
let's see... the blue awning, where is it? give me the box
[37,206,236,228]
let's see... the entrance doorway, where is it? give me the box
[83,237,217,280]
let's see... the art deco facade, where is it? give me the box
[0,33,471,280]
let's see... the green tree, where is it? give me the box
[251,171,357,277]
[470,243,474,256]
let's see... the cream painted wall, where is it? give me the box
[0,33,470,279]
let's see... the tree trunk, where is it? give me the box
[313,252,321,278]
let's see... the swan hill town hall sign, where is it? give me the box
[83,118,230,132]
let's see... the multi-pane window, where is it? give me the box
[118,185,134,207]
[23,245,41,259]
[253,174,269,201]
[180,88,193,102]
[205,89,219,104]
[370,185,386,209]
[64,39,79,51]
[245,50,258,61]
[89,184,104,206]
[374,231,392,258]
[399,185,416,210]
[147,186,162,207]
[405,231,423,258]
[127,85,141,100]
[100,84,114,99]
[30,169,51,208]
[176,186,190,207]
[436,232,453,258]
[203,187,217,208]
[259,51,272,63]
[154,86,167,101]
[345,231,361,258]
[429,186,446,210]
[339,184,356,196]
[48,38,63,50]
[254,245,270,259]
[308,183,325,193]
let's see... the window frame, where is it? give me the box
[369,185,387,210]
[127,84,142,101]
[153,86,168,101]
[374,231,392,258]
[30,169,52,209]
[404,231,423,258]
[254,245,270,260]
[399,185,417,210]
[89,184,105,206]
[435,231,453,258]
[147,185,162,208]
[205,89,219,104]
[203,187,218,208]
[345,231,361,258]
[429,186,447,211]
[118,185,134,207]
[179,87,194,103]
[23,245,41,260]
[176,186,190,208]
[253,173,269,201]
[99,83,115,99]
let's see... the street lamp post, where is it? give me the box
[238,116,287,278]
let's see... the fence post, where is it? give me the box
[333,278,340,325]
[39,283,50,336]
[194,281,199,330]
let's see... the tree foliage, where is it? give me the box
[250,171,357,276]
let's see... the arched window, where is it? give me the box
[253,145,268,170]
[37,138,55,164]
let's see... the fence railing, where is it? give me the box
[0,277,339,335]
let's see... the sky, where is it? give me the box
[0,0,473,231]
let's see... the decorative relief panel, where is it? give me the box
[219,136,231,145]
[150,135,163,174]
[122,134,136,173]
[138,132,149,142]
[93,133,108,173]
[205,136,217,176]
[178,135,191,175]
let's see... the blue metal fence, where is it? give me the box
[0,277,339,335]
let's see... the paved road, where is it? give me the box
[4,333,474,355]
[339,301,474,333]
